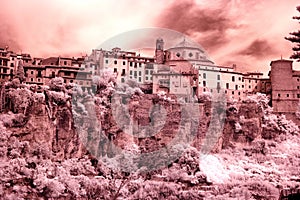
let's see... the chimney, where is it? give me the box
[232,64,237,70]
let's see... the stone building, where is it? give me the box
[269,59,299,113]
[152,38,269,101]
[0,40,281,108]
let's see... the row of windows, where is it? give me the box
[105,59,147,68]
[202,88,242,96]
[129,71,142,76]
[277,93,300,98]
[129,76,143,82]
[200,82,258,90]
[202,73,245,83]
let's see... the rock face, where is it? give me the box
[1,82,84,160]
[1,81,299,162]
[1,82,300,199]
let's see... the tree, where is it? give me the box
[16,60,25,83]
[285,6,300,61]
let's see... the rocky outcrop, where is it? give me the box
[1,80,298,163]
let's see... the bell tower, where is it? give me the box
[155,38,164,64]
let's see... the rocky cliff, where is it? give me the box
[0,79,299,199]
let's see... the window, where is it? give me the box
[298,94,300,98]
[203,81,206,87]
[139,63,141,67]
[121,69,126,76]
[232,76,235,82]
[134,71,137,76]
[52,72,55,77]
[225,90,227,94]
[287,94,289,97]
[217,74,220,80]
[130,70,132,75]
[278,93,280,97]
[146,77,148,80]
[10,63,14,67]
[242,78,244,82]
[226,83,229,89]
[139,71,141,76]
[242,85,244,88]
[238,92,240,95]
[297,86,300,89]
[235,85,238,90]
[203,73,206,79]
[38,78,41,82]
[105,60,108,64]
[255,86,258,89]
[130,62,133,67]
[249,80,251,83]
[255,80,257,83]
[114,60,117,65]
[238,77,241,81]
[123,61,126,65]
[176,52,180,57]
[64,72,71,76]
[249,85,251,89]
[31,71,34,74]
[138,77,141,82]
[37,71,42,77]
[146,70,149,75]
[121,78,125,83]
[70,80,73,83]
[232,91,234,95]
[64,61,67,65]
[3,69,7,73]
[298,78,299,82]
[31,78,33,82]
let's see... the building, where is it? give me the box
[152,38,271,101]
[0,39,279,106]
[269,59,299,113]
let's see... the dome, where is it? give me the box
[170,38,205,53]
[167,37,214,65]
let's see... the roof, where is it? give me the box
[41,57,59,65]
[270,59,293,66]
[168,38,205,53]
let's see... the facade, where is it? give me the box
[2,40,297,113]
[152,38,269,101]
[270,59,299,113]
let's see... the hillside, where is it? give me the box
[0,77,299,199]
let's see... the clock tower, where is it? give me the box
[155,38,164,64]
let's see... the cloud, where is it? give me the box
[156,0,237,51]
[0,0,161,57]
[0,14,20,50]
[236,39,278,59]
[155,0,300,74]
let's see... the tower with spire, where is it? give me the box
[155,38,164,64]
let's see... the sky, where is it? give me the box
[0,0,299,75]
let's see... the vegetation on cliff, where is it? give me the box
[0,77,299,199]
